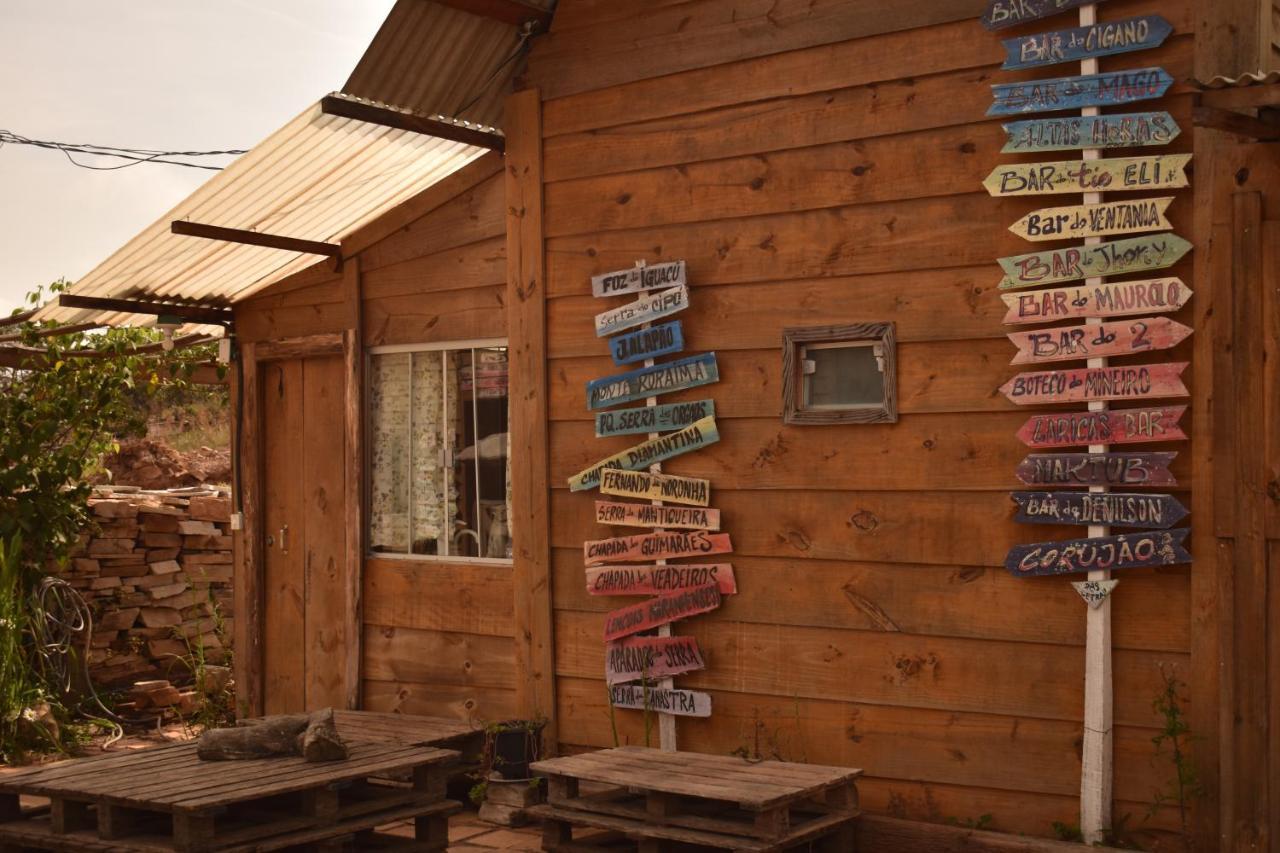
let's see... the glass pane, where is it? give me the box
[409,350,453,556]
[452,348,511,558]
[368,353,410,553]
[804,344,883,409]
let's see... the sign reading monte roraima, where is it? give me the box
[1015,451,1177,488]
[1011,491,1189,529]
[1000,15,1173,70]
[998,234,1192,290]
[1016,405,1187,448]
[983,154,1190,197]
[602,584,723,641]
[1002,111,1180,153]
[586,352,719,410]
[594,501,722,531]
[1000,362,1188,405]
[605,634,707,684]
[568,416,720,491]
[585,563,738,597]
[609,320,685,366]
[988,68,1172,116]
[591,260,687,299]
[596,400,715,438]
[982,0,1111,31]
[600,468,711,507]
[609,684,712,718]
[584,530,733,565]
[1001,278,1190,324]
[1007,317,1192,365]
[1005,528,1190,577]
[1009,197,1173,242]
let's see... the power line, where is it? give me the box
[0,129,247,171]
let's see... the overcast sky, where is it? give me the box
[0,1,397,314]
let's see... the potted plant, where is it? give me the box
[485,718,546,780]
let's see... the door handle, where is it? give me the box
[279,524,289,554]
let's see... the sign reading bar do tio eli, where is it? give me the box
[988,68,1172,116]
[999,234,1192,290]
[1015,451,1177,488]
[1007,317,1192,365]
[1002,112,1179,153]
[1001,278,1190,324]
[609,684,712,718]
[1011,491,1189,529]
[983,154,1190,197]
[594,501,721,531]
[1000,14,1173,70]
[594,285,688,337]
[605,634,706,684]
[603,584,723,641]
[584,530,733,565]
[1000,362,1189,405]
[1009,197,1173,242]
[585,563,738,597]
[596,399,715,438]
[1005,528,1190,577]
[586,352,719,410]
[568,416,720,492]
[982,0,1110,31]
[591,260,686,299]
[1017,405,1187,448]
[609,320,685,366]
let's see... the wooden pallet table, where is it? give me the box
[0,740,460,852]
[528,747,861,853]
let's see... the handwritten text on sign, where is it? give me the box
[999,234,1192,290]
[1016,452,1177,488]
[596,399,715,438]
[586,563,737,597]
[1073,579,1119,609]
[609,684,712,717]
[1017,406,1187,449]
[600,468,710,507]
[1003,112,1180,153]
[587,352,719,410]
[1010,197,1173,242]
[989,68,1172,116]
[568,416,720,492]
[605,634,706,683]
[1002,278,1190,324]
[1011,491,1188,529]
[984,154,1190,197]
[1005,528,1190,577]
[982,0,1110,31]
[585,530,733,566]
[595,501,721,531]
[603,584,723,641]
[1008,317,1192,365]
[1001,15,1173,70]
[595,286,688,337]
[1000,362,1188,405]
[592,260,686,299]
[609,320,685,366]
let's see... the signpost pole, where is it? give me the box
[1078,4,1113,842]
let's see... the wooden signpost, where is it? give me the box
[1001,278,1190,324]
[604,635,706,684]
[998,234,1192,290]
[1002,111,1180,153]
[989,67,1172,116]
[1015,451,1177,488]
[592,260,687,299]
[586,352,719,410]
[586,563,738,596]
[602,584,723,641]
[983,154,1189,197]
[1072,579,1119,609]
[594,501,722,531]
[609,684,712,718]
[585,530,733,565]
[568,416,720,492]
[1000,14,1172,69]
[1007,316,1192,364]
[600,468,711,507]
[1010,491,1189,528]
[1009,197,1173,242]
[596,399,715,438]
[1016,405,1187,448]
[982,0,1110,30]
[1004,528,1190,576]
[594,285,689,337]
[609,320,685,366]
[1000,362,1189,405]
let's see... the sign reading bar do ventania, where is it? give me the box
[568,416,720,492]
[585,530,733,566]
[1017,405,1187,449]
[595,501,721,531]
[1011,491,1188,529]
[610,684,712,718]
[989,68,1172,116]
[1001,15,1173,70]
[610,320,684,366]
[596,400,715,438]
[984,154,1190,197]
[1010,197,1173,242]
[600,468,710,507]
[1003,112,1180,153]
[1008,317,1192,365]
[605,635,706,684]
[982,0,1110,31]
[586,563,738,597]
[1005,528,1190,577]
[1001,362,1188,405]
[1016,451,1177,488]
[595,285,688,337]
[587,352,719,410]
[1002,278,1190,325]
[999,234,1192,290]
[592,260,686,299]
[603,584,723,641]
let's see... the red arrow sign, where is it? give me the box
[1008,317,1192,365]
[1001,362,1188,405]
[603,584,722,641]
[1016,405,1187,448]
[1001,278,1190,325]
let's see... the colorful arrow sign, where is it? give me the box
[1005,528,1190,577]
[1015,451,1177,488]
[984,154,1190,197]
[1009,197,1174,242]
[1001,15,1174,70]
[1007,317,1192,365]
[1016,405,1188,448]
[568,415,720,491]
[585,530,733,566]
[609,684,712,717]
[600,468,710,506]
[595,501,721,531]
[603,584,723,641]
[605,634,707,683]
[596,399,715,438]
[1001,278,1190,324]
[1002,112,1180,153]
[608,320,685,366]
[592,260,687,298]
[594,285,688,337]
[989,67,1172,116]
[999,234,1192,290]
[586,563,738,597]
[982,0,1111,31]
[587,352,719,410]
[1011,491,1189,528]
[1000,362,1189,405]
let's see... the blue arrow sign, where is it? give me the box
[1002,15,1173,70]
[982,0,1111,31]
[1002,111,1181,153]
[989,67,1173,116]
[608,320,684,366]
[586,352,719,411]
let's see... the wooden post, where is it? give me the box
[235,340,265,718]
[505,87,558,748]
[342,256,364,711]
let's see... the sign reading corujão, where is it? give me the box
[603,584,723,641]
[998,234,1192,290]
[568,416,720,492]
[596,400,715,438]
[989,68,1172,116]
[1015,452,1177,488]
[594,501,721,531]
[584,530,733,566]
[982,0,1110,31]
[1000,15,1173,70]
[983,154,1190,197]
[609,684,712,717]
[604,634,707,683]
[1011,491,1189,528]
[609,320,685,366]
[1007,317,1192,365]
[585,563,737,596]
[1016,406,1187,448]
[1001,278,1190,324]
[586,352,719,410]
[1000,362,1188,405]
[591,260,687,299]
[1005,528,1190,577]
[599,468,711,507]
[1002,112,1180,153]
[1009,197,1173,242]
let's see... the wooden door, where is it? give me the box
[261,354,349,714]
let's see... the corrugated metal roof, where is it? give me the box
[1193,70,1280,89]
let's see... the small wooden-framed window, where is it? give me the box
[782,323,897,424]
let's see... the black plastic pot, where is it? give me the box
[492,720,545,780]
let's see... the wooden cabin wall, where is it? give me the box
[235,153,517,723]
[523,0,1196,840]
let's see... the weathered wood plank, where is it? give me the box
[1000,362,1188,405]
[1001,277,1190,324]
[1005,529,1191,577]
[609,321,685,366]
[585,532,733,566]
[363,284,506,347]
[363,558,515,637]
[983,153,1190,196]
[1010,491,1189,528]
[597,400,716,438]
[585,564,738,597]
[587,352,719,409]
[358,172,505,272]
[988,68,1172,116]
[1015,405,1187,448]
[361,624,516,689]
[1007,316,1192,364]
[1015,452,1177,488]
[593,260,687,298]
[1002,111,1181,153]
[594,501,721,531]
[998,233,1192,289]
[360,236,506,302]
[1000,14,1174,70]
[605,634,708,682]
[363,679,516,721]
[600,468,711,507]
[609,684,712,718]
[1009,197,1173,242]
[568,416,721,492]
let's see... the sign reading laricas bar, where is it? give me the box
[1017,406,1187,449]
[604,634,706,683]
[1009,197,1173,242]
[1005,528,1190,577]
[1002,112,1180,153]
[586,352,719,410]
[609,684,712,718]
[1001,278,1190,324]
[983,154,1190,197]
[1000,362,1188,405]
[603,584,723,641]
[591,260,686,299]
[1011,491,1188,529]
[585,563,737,597]
[1015,452,1177,488]
[999,234,1192,290]
[594,501,721,531]
[1000,15,1173,70]
[596,400,715,438]
[988,68,1172,116]
[982,0,1110,31]
[584,530,733,566]
[594,285,689,337]
[568,416,719,492]
[1007,317,1192,365]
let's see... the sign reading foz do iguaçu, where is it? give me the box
[989,68,1172,116]
[596,399,715,438]
[1015,452,1177,488]
[1011,491,1188,529]
[594,285,688,337]
[609,684,712,717]
[600,468,710,506]
[1010,197,1173,242]
[1016,406,1187,449]
[1002,112,1180,153]
[1000,362,1188,405]
[1001,278,1190,324]
[585,563,737,596]
[1005,528,1190,577]
[585,530,733,566]
[594,501,721,531]
[586,352,719,410]
[603,584,722,641]
[609,320,685,366]
[1000,15,1173,70]
[567,416,720,492]
[591,260,686,299]
[1007,317,1192,365]
[982,0,1110,31]
[983,154,1190,197]
[999,234,1192,290]
[604,634,706,683]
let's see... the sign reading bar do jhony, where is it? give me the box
[1005,528,1190,577]
[1002,112,1180,154]
[1000,14,1173,70]
[988,67,1172,116]
[998,234,1192,290]
[1011,491,1189,529]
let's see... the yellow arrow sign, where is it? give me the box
[984,154,1190,197]
[1009,197,1174,242]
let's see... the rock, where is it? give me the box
[88,539,137,556]
[188,496,231,523]
[178,520,219,536]
[92,500,139,519]
[198,665,232,696]
[147,582,189,599]
[96,608,140,631]
[141,533,182,548]
[149,559,182,574]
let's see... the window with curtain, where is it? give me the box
[367,341,511,561]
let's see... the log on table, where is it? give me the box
[197,708,349,761]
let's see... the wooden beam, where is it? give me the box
[320,95,506,152]
[1193,105,1280,141]
[341,256,364,712]
[57,294,232,325]
[1200,83,1280,112]
[254,333,345,362]
[0,309,37,329]
[427,0,551,30]
[0,322,103,343]
[1194,0,1269,81]
[236,341,265,718]
[171,220,341,258]
[857,815,1113,853]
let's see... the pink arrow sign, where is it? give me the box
[1001,278,1190,325]
[605,635,706,685]
[603,584,722,641]
[1008,317,1192,365]
[1016,405,1187,448]
[1001,362,1188,406]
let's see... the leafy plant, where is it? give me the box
[947,813,994,831]
[170,592,235,734]
[1150,665,1201,851]
[1051,821,1084,842]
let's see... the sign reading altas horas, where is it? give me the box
[1002,111,1179,153]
